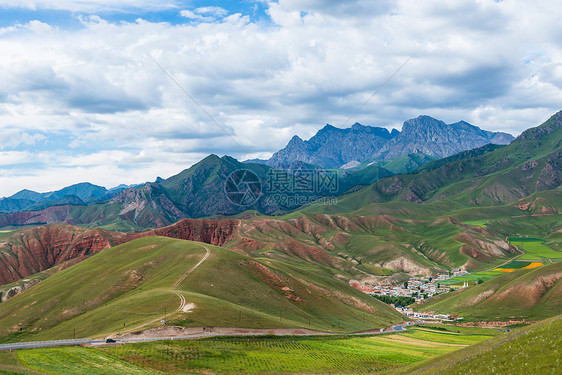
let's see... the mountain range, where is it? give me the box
[0,114,516,229]
[0,183,137,214]
[262,115,514,169]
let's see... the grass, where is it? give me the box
[5,327,497,374]
[17,347,152,374]
[511,239,562,261]
[390,314,562,375]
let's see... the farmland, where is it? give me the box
[4,326,499,374]
[440,237,561,286]
[510,238,562,261]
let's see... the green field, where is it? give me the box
[2,326,499,374]
[392,314,562,375]
[510,238,562,261]
[463,220,487,228]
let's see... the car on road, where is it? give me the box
[106,338,116,343]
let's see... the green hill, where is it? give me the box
[0,237,402,343]
[415,261,562,321]
[390,314,561,375]
[367,153,438,174]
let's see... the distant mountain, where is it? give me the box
[262,116,514,169]
[0,155,395,229]
[374,116,514,160]
[0,198,36,213]
[267,123,395,169]
[26,195,86,211]
[0,183,110,213]
[10,182,107,203]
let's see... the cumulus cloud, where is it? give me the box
[0,0,561,196]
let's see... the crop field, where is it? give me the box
[493,261,542,272]
[16,347,152,374]
[4,328,498,374]
[441,237,559,285]
[510,238,562,261]
[463,220,487,228]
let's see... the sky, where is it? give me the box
[0,0,561,196]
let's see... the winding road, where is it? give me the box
[114,244,211,335]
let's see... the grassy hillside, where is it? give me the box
[0,237,402,343]
[391,314,561,375]
[230,212,519,277]
[416,261,562,321]
[368,153,438,174]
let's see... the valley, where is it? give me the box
[2,0,562,372]
[0,112,560,374]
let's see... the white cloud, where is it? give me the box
[180,6,229,21]
[0,0,561,196]
[0,151,33,166]
[0,130,46,149]
[0,0,178,12]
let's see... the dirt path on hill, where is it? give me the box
[110,245,211,337]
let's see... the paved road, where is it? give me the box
[0,321,422,351]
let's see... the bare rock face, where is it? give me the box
[267,123,394,168]
[138,218,240,246]
[267,116,514,169]
[0,224,125,285]
[375,116,514,160]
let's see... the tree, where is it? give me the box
[404,281,408,289]
[429,277,433,282]
[477,279,484,284]
[437,282,441,289]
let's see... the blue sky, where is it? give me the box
[0,0,561,196]
[0,1,271,27]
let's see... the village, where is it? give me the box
[369,271,468,300]
[367,270,470,321]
